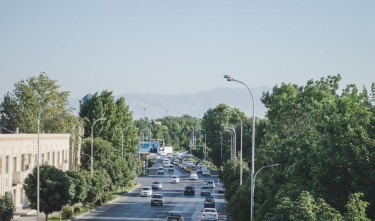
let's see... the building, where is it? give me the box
[0,134,70,210]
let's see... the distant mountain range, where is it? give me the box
[71,86,271,119]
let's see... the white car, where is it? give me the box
[190,173,198,180]
[171,175,180,183]
[140,187,153,197]
[201,208,218,221]
[207,180,215,189]
[202,169,210,176]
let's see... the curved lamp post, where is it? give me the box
[91,118,106,176]
[252,164,280,219]
[198,128,206,161]
[224,75,256,220]
[225,108,243,185]
[214,131,223,161]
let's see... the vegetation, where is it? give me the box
[2,73,374,220]
[0,195,14,221]
[23,165,71,220]
[218,75,375,220]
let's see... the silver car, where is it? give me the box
[152,181,163,190]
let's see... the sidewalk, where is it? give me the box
[12,207,62,221]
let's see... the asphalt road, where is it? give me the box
[75,159,228,221]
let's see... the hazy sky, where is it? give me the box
[1,1,374,99]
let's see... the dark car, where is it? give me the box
[184,185,195,195]
[204,196,215,208]
[151,194,164,206]
[167,211,184,221]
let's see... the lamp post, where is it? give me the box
[198,128,206,161]
[224,75,256,220]
[225,125,236,159]
[252,164,280,219]
[121,126,130,158]
[37,109,42,221]
[91,118,105,176]
[226,108,243,185]
[215,131,223,160]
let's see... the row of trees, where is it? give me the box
[206,75,375,220]
[0,73,143,220]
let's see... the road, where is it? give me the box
[75,159,228,221]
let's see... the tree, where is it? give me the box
[0,195,14,221]
[254,75,375,220]
[65,170,88,206]
[79,90,138,154]
[23,165,70,220]
[0,73,80,133]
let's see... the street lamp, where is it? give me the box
[198,128,206,161]
[37,109,42,221]
[252,164,280,219]
[225,125,236,159]
[91,118,106,176]
[225,108,243,185]
[214,131,223,160]
[224,75,256,220]
[121,126,130,158]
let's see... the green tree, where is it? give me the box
[0,73,80,134]
[82,170,112,207]
[0,195,14,221]
[23,165,70,220]
[65,170,88,206]
[254,75,375,220]
[79,90,138,154]
[344,193,371,221]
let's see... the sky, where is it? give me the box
[0,1,374,99]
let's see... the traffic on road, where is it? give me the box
[74,154,228,221]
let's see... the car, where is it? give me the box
[190,173,198,180]
[151,194,164,206]
[202,169,211,176]
[140,187,153,197]
[201,208,218,221]
[167,211,184,221]
[204,196,215,208]
[168,165,175,172]
[152,181,163,190]
[173,159,179,165]
[184,185,195,195]
[201,186,211,196]
[207,180,215,189]
[171,175,180,183]
[158,167,165,175]
[217,183,225,193]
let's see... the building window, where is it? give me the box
[13,157,17,172]
[5,156,9,174]
[41,154,44,165]
[53,152,55,165]
[62,150,65,163]
[58,152,60,164]
[34,154,37,166]
[0,157,2,174]
[21,154,25,172]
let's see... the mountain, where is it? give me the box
[71,86,271,119]
[122,87,270,119]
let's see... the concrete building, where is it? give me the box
[0,134,70,210]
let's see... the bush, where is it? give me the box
[61,206,73,220]
[0,195,14,221]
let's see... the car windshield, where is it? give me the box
[142,188,150,191]
[202,186,209,189]
[152,195,163,198]
[153,182,161,184]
